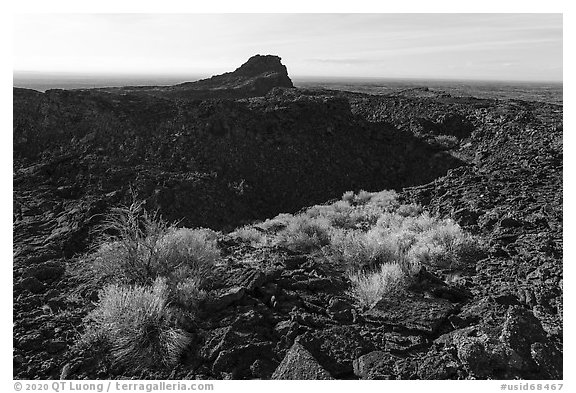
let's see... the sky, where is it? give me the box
[13,13,563,82]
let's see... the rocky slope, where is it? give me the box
[13,56,562,380]
[13,84,462,235]
[92,54,294,100]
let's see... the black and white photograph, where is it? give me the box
[10,5,566,387]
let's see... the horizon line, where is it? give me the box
[13,70,563,85]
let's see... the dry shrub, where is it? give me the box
[367,190,399,209]
[322,198,485,307]
[354,190,373,205]
[328,228,400,272]
[347,263,410,309]
[342,190,355,203]
[259,213,294,232]
[155,228,219,283]
[396,203,424,217]
[85,279,191,371]
[222,189,485,310]
[407,221,486,269]
[77,201,219,289]
[275,215,332,252]
[74,201,223,372]
[230,226,267,245]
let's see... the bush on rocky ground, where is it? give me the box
[230,226,268,246]
[82,279,191,371]
[75,201,221,370]
[274,215,332,252]
[347,263,410,308]
[431,134,460,150]
[76,191,484,371]
[255,190,485,308]
[75,200,219,289]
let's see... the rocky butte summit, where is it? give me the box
[98,54,295,99]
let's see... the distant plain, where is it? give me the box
[14,72,562,105]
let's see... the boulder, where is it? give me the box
[364,291,456,334]
[204,287,245,312]
[353,351,398,379]
[296,325,375,377]
[434,306,562,379]
[212,341,276,379]
[272,342,333,380]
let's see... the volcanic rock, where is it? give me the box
[98,54,294,100]
[12,55,563,380]
[353,351,399,379]
[296,326,376,377]
[272,342,333,380]
[364,291,457,334]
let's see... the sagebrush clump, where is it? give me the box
[76,201,221,371]
[230,226,268,246]
[347,263,410,308]
[274,215,332,252]
[84,279,191,371]
[76,201,219,289]
[246,190,485,309]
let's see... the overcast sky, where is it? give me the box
[13,13,562,81]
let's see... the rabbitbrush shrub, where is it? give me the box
[77,201,219,291]
[274,215,332,252]
[85,279,191,371]
[347,263,410,309]
[76,200,223,371]
[200,189,485,311]
[230,226,268,246]
[321,194,485,308]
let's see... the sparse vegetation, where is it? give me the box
[76,201,219,288]
[252,190,485,308]
[83,279,191,371]
[258,213,294,232]
[230,226,268,246]
[396,203,424,217]
[355,190,374,205]
[432,134,460,150]
[75,200,221,371]
[328,228,402,272]
[74,191,485,372]
[274,215,332,252]
[342,190,355,203]
[347,263,410,308]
